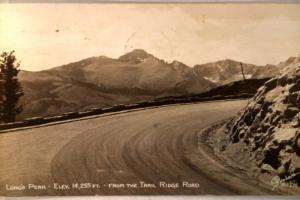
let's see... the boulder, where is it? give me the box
[288,92,299,107]
[284,107,299,120]
[265,78,277,91]
[289,80,300,93]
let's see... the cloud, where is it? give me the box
[0,4,300,71]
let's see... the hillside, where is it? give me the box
[18,49,215,119]
[156,78,270,103]
[229,55,300,185]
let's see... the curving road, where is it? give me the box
[0,100,277,196]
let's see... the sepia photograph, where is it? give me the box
[0,0,300,196]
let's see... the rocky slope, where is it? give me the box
[229,55,300,185]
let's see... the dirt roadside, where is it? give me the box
[198,119,300,195]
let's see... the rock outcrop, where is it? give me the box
[229,55,300,185]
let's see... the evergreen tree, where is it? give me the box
[0,51,24,123]
[0,67,3,123]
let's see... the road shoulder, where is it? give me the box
[198,119,300,195]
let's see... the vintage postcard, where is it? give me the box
[0,0,300,197]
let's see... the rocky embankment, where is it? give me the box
[229,56,300,185]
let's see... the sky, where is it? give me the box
[0,3,300,71]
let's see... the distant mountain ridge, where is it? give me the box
[18,49,291,119]
[194,59,272,85]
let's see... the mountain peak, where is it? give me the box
[217,59,240,64]
[119,49,153,63]
[171,60,189,68]
[171,60,184,66]
[128,49,149,55]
